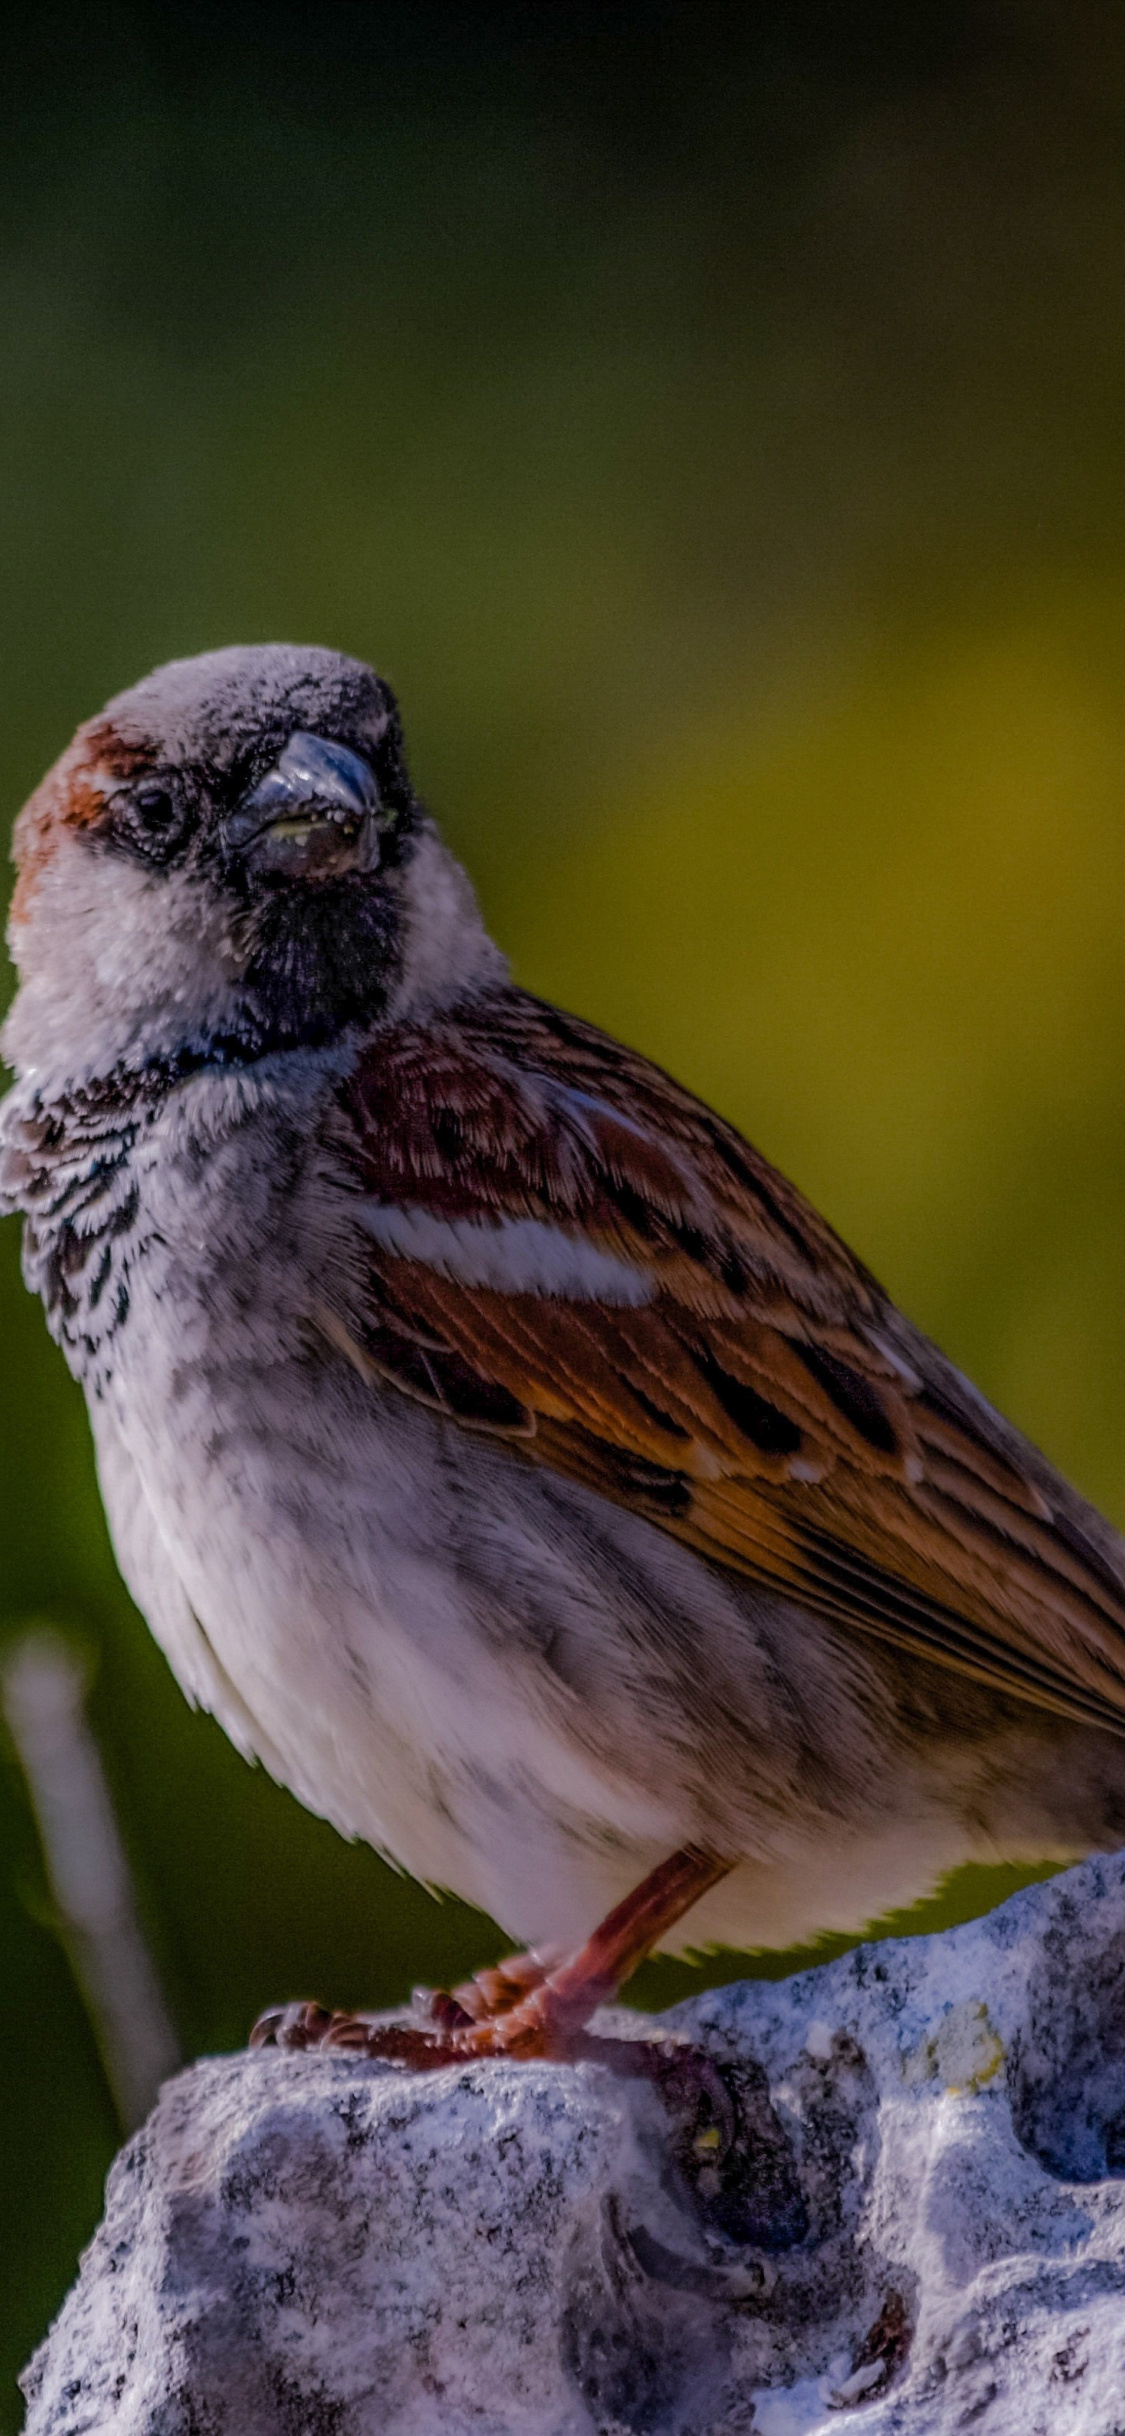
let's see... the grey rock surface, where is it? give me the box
[22,1851,1125,2435]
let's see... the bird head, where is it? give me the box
[4,644,502,1091]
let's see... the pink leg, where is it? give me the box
[465,1844,732,2058]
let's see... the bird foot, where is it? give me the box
[250,1962,603,2066]
[253,1844,733,2066]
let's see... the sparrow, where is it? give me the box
[4,641,1125,2068]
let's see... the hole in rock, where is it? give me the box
[1012,1917,1125,2181]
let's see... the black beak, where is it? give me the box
[223,732,381,877]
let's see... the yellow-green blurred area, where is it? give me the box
[5,0,1125,2405]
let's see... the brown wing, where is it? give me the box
[322,987,1125,1738]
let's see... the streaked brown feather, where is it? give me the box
[327,988,1125,1737]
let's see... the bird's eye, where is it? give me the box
[112,778,194,864]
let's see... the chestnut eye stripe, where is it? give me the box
[56,725,387,855]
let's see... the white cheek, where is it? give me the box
[4,840,244,1089]
[389,826,506,1019]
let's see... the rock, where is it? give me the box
[21,1851,1125,2435]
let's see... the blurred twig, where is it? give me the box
[2,1627,180,2131]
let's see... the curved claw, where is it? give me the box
[411,1986,477,2034]
[250,2000,337,2052]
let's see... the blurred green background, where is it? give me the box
[5,0,1125,2405]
